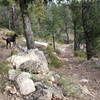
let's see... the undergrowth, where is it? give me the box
[74,50,86,63]
[0,61,9,75]
[74,50,86,58]
[58,76,81,97]
[44,46,62,68]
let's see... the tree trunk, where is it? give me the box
[52,32,55,50]
[73,20,79,51]
[19,0,34,49]
[82,0,96,60]
[65,27,69,44]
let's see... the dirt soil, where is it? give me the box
[52,44,100,100]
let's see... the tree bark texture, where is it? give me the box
[82,0,96,60]
[19,0,34,49]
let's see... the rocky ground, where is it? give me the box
[53,44,100,100]
[0,32,100,100]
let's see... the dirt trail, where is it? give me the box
[54,44,100,100]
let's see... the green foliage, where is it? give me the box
[15,69,21,75]
[43,74,54,84]
[46,46,54,52]
[58,76,81,96]
[31,74,38,80]
[0,0,9,6]
[93,37,100,56]
[82,0,100,58]
[44,46,62,68]
[6,31,15,36]
[0,61,9,75]
[0,6,9,28]
[17,34,24,39]
[0,0,100,58]
[74,51,86,58]
[48,52,62,68]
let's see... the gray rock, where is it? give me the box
[16,72,32,81]
[32,82,64,100]
[8,69,17,81]
[8,49,49,74]
[16,72,35,95]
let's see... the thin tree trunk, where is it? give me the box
[65,27,69,44]
[82,0,95,60]
[19,0,34,49]
[73,20,79,51]
[64,9,70,44]
[52,32,55,50]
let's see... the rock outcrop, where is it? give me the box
[8,49,49,74]
[6,48,66,100]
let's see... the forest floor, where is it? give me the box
[0,33,100,100]
[52,44,100,100]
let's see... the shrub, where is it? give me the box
[58,76,81,97]
[46,46,54,52]
[17,34,24,39]
[15,69,22,75]
[6,31,15,36]
[74,51,86,58]
[48,53,62,68]
[43,46,62,68]
[31,74,38,81]
[77,57,86,63]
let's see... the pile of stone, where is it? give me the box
[5,48,65,100]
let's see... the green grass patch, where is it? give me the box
[31,74,38,80]
[17,34,24,39]
[46,46,54,52]
[6,31,15,36]
[58,76,81,97]
[43,46,62,68]
[48,53,62,68]
[74,51,86,58]
[0,61,9,75]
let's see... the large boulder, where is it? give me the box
[8,49,49,74]
[16,72,35,95]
